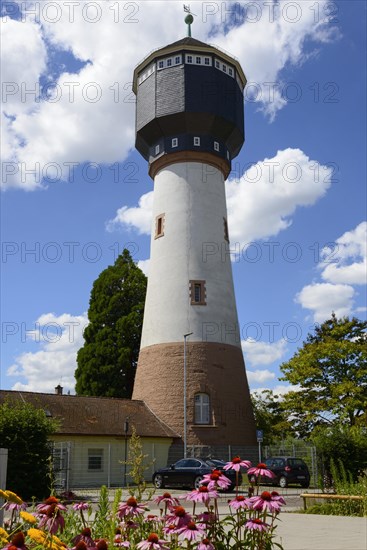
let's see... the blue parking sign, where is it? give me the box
[256,430,263,442]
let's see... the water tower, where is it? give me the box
[132,14,256,448]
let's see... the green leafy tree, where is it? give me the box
[280,314,367,436]
[75,249,147,398]
[0,401,58,500]
[251,390,293,445]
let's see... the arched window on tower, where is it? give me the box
[194,393,211,424]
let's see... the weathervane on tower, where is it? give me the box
[183,4,196,37]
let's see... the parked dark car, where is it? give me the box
[153,458,242,491]
[248,457,310,488]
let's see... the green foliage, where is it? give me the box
[311,424,367,481]
[123,426,155,502]
[251,390,293,444]
[280,314,367,435]
[75,249,147,398]
[0,400,58,500]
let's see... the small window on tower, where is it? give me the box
[204,57,210,65]
[175,56,181,64]
[187,55,193,64]
[228,67,233,76]
[158,60,164,69]
[167,58,172,67]
[194,137,200,146]
[194,393,211,424]
[222,64,227,73]
[172,138,178,148]
[190,280,206,305]
[223,217,229,243]
[214,141,220,152]
[196,56,201,64]
[155,214,165,239]
[215,60,220,68]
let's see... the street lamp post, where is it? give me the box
[123,418,129,486]
[183,332,193,458]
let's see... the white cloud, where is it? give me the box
[106,192,153,235]
[247,369,276,385]
[242,338,287,367]
[107,149,332,239]
[226,148,332,246]
[1,1,339,190]
[252,384,300,397]
[295,282,355,322]
[137,259,150,276]
[319,221,367,285]
[212,0,340,120]
[7,312,88,393]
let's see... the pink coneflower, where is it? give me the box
[201,469,232,490]
[73,502,91,512]
[165,505,192,528]
[136,533,170,549]
[38,503,66,535]
[197,539,215,550]
[71,527,95,547]
[113,537,130,548]
[4,501,27,513]
[153,492,180,508]
[250,491,282,513]
[224,457,252,472]
[247,463,275,479]
[178,520,205,541]
[196,511,217,525]
[36,496,67,514]
[245,518,270,532]
[162,523,179,536]
[2,532,28,549]
[185,485,218,505]
[117,497,146,518]
[228,495,251,511]
[271,491,286,505]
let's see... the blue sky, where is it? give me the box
[1,0,366,395]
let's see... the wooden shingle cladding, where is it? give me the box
[0,390,179,439]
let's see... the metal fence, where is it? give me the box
[264,444,318,488]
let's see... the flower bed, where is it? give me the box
[0,459,285,549]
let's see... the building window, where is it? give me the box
[196,56,201,64]
[88,449,103,471]
[175,56,181,64]
[167,58,172,67]
[204,57,210,65]
[155,213,165,239]
[194,393,210,424]
[215,60,220,68]
[190,280,206,305]
[158,60,164,69]
[155,145,160,155]
[187,55,193,64]
[228,67,233,76]
[222,64,227,73]
[172,137,178,148]
[223,217,229,242]
[193,137,200,146]
[214,141,219,152]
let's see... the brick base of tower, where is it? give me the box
[132,341,256,446]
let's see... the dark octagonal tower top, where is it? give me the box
[132,37,246,178]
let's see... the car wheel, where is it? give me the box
[153,474,164,489]
[279,476,287,489]
[194,476,203,489]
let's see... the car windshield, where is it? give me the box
[206,459,225,468]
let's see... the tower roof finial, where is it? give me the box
[183,4,195,37]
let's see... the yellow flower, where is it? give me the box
[4,490,23,505]
[28,528,46,544]
[0,526,8,543]
[20,510,37,524]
